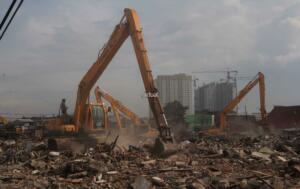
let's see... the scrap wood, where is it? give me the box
[21,154,47,166]
[294,165,300,173]
[58,177,83,183]
[67,171,88,178]
[256,176,275,189]
[250,170,274,177]
[0,133,300,188]
[198,153,223,158]
[158,167,193,172]
[283,145,298,156]
[234,175,272,180]
[110,135,119,152]
[0,174,25,181]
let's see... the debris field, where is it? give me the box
[0,130,300,189]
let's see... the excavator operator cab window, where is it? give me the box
[91,105,105,129]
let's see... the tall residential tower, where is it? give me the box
[194,82,234,113]
[154,74,194,115]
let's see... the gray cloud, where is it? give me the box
[0,0,300,117]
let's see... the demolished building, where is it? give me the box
[269,105,300,129]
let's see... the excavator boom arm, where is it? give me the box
[220,72,266,130]
[73,8,171,140]
[258,73,267,121]
[94,86,141,125]
[124,9,170,139]
[74,22,129,130]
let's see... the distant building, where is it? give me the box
[269,105,300,129]
[194,82,234,113]
[154,74,194,115]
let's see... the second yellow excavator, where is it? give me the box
[200,72,268,136]
[94,86,141,128]
[94,86,159,137]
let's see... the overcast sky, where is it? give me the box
[0,0,299,117]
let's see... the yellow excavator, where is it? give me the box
[94,86,159,137]
[44,8,173,154]
[0,116,23,137]
[199,72,267,136]
[0,116,8,126]
[94,86,141,129]
[0,116,10,137]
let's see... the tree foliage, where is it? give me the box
[164,101,187,123]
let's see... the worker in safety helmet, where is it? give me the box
[60,98,68,116]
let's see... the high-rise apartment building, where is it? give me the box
[194,82,234,113]
[154,74,194,115]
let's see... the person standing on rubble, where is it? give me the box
[59,99,69,124]
[60,98,68,116]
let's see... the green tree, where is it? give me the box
[164,101,187,123]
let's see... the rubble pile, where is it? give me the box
[0,133,300,189]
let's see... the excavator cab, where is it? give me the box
[84,103,108,132]
[91,104,106,129]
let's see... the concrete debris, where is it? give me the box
[31,170,39,175]
[251,151,271,162]
[151,176,165,186]
[0,131,299,188]
[48,151,60,157]
[259,146,275,155]
[141,159,156,165]
[131,176,152,189]
[93,173,106,184]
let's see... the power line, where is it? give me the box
[0,0,17,31]
[0,0,24,41]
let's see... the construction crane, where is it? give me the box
[192,69,238,83]
[45,8,173,155]
[192,69,239,100]
[192,69,253,111]
[200,72,267,136]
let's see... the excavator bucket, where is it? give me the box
[142,126,176,157]
[151,137,177,157]
[141,127,177,157]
